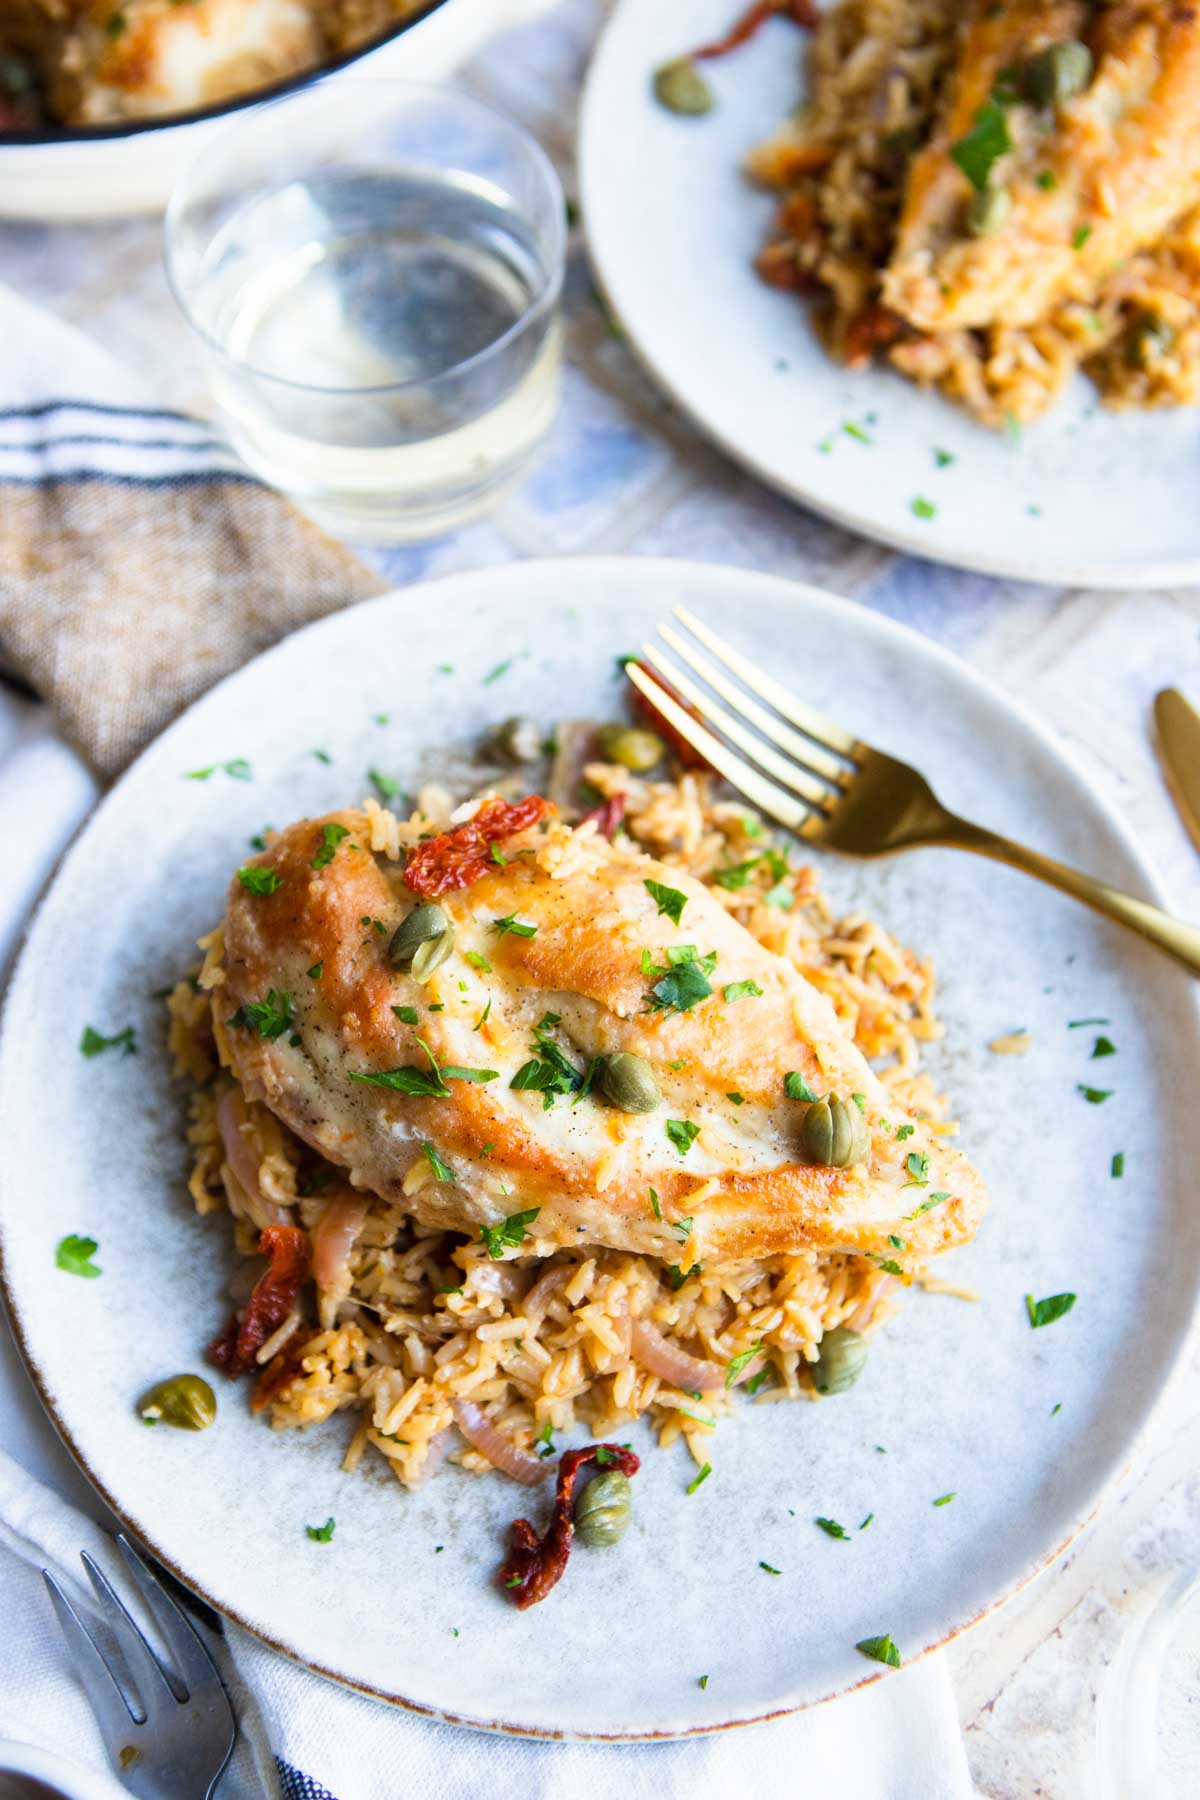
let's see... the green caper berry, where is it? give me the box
[596,724,666,772]
[488,717,542,765]
[597,1051,661,1114]
[410,923,455,983]
[575,1469,632,1545]
[1018,40,1092,108]
[652,57,714,117]
[800,1095,869,1168]
[138,1373,217,1431]
[967,186,1012,237]
[388,903,450,970]
[811,1327,868,1396]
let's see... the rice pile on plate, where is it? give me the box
[750,0,1200,425]
[168,763,955,1490]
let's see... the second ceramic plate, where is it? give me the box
[579,0,1200,588]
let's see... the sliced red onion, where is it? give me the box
[547,720,598,817]
[217,1089,290,1229]
[470,1261,530,1300]
[449,1397,548,1486]
[416,1427,454,1484]
[630,1317,724,1393]
[522,1263,571,1322]
[312,1196,368,1299]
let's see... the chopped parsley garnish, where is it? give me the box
[79,1024,137,1059]
[56,1234,101,1279]
[934,448,955,467]
[594,1446,619,1466]
[483,659,513,686]
[911,496,937,520]
[644,879,688,925]
[815,1517,849,1540]
[856,1634,901,1668]
[511,1017,584,1109]
[712,858,762,890]
[906,1191,950,1220]
[686,1463,712,1495]
[698,1675,709,1690]
[723,980,763,1003]
[727,1091,745,1105]
[480,1207,540,1259]
[237,865,282,896]
[249,828,273,851]
[186,757,251,782]
[1111,1152,1124,1178]
[352,1034,497,1097]
[859,1514,874,1531]
[666,1264,694,1289]
[950,96,1010,191]
[745,1366,773,1396]
[1026,1291,1076,1329]
[895,1124,915,1141]
[423,1142,455,1183]
[784,1071,818,1102]
[306,1518,335,1542]
[229,990,293,1040]
[763,881,794,910]
[536,1423,556,1459]
[843,420,872,445]
[645,959,713,1014]
[312,748,332,765]
[369,769,402,803]
[1077,1085,1112,1104]
[649,1187,662,1220]
[851,1093,866,1112]
[872,1258,905,1277]
[1036,170,1057,190]
[307,962,324,980]
[1091,1035,1116,1058]
[465,951,492,973]
[311,822,350,869]
[672,1216,694,1242]
[1068,1017,1109,1028]
[373,713,389,726]
[393,1005,419,1025]
[1073,224,1092,249]
[474,998,492,1031]
[759,1562,782,1576]
[903,1152,930,1187]
[933,1492,955,1507]
[440,1065,499,1084]
[666,1119,701,1157]
[725,1341,763,1388]
[505,1574,522,1589]
[888,1235,905,1250]
[1051,1402,1062,1417]
[492,915,537,939]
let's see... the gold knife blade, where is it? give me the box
[1154,687,1200,856]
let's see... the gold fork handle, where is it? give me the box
[935,815,1200,976]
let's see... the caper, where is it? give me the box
[410,924,455,983]
[800,1094,870,1169]
[597,1051,661,1114]
[596,724,666,772]
[1017,40,1092,108]
[1128,313,1175,369]
[810,1327,868,1397]
[575,1469,632,1546]
[138,1374,217,1431]
[967,186,1012,238]
[652,57,713,117]
[389,903,451,971]
[487,716,542,765]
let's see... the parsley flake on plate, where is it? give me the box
[763,881,794,910]
[369,769,402,803]
[903,1152,930,1187]
[228,991,293,1040]
[644,878,688,925]
[185,757,251,782]
[392,1005,419,1025]
[950,96,1010,191]
[906,1191,950,1220]
[480,1207,540,1259]
[784,1071,818,1102]
[859,1514,874,1531]
[723,980,763,1003]
[465,951,492,973]
[1091,1035,1116,1059]
[423,1142,455,1183]
[249,827,273,851]
[1111,1152,1124,1179]
[727,1091,745,1106]
[745,1366,772,1396]
[666,1119,701,1157]
[56,1234,101,1278]
[79,1024,137,1059]
[933,1492,956,1507]
[895,1123,915,1141]
[758,1562,782,1576]
[311,822,350,869]
[1068,1017,1109,1028]
[911,496,937,520]
[686,1463,712,1495]
[645,960,713,1014]
[856,1634,902,1668]
[483,659,513,686]
[725,1341,763,1388]
[815,1517,849,1541]
[698,1675,709,1690]
[1077,1085,1113,1104]
[1026,1291,1076,1329]
[649,1187,662,1220]
[236,865,282,896]
[312,748,332,766]
[306,1518,336,1543]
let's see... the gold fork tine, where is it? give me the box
[625,663,812,832]
[657,622,851,788]
[641,643,836,810]
[673,606,863,761]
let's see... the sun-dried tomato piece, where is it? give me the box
[691,0,816,61]
[403,795,552,898]
[206,1225,310,1380]
[251,1333,308,1413]
[499,1444,641,1609]
[579,792,626,840]
[627,665,710,771]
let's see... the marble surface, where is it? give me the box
[3,1,1200,1792]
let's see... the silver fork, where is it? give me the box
[627,605,1200,976]
[43,1533,235,1799]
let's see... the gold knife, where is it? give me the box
[1155,687,1200,856]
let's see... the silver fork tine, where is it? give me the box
[673,606,863,760]
[81,1552,178,1717]
[115,1535,215,1703]
[658,623,851,787]
[642,642,837,809]
[625,663,811,831]
[43,1571,140,1737]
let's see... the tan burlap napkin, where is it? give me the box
[0,287,385,783]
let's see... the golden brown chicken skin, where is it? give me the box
[216,805,988,1269]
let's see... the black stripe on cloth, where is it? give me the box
[0,434,227,453]
[276,1757,341,1800]
[0,399,202,425]
[0,468,259,488]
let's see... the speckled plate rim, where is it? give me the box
[3,557,1200,1738]
[578,0,1200,591]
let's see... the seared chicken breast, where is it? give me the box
[217,802,987,1270]
[884,0,1200,333]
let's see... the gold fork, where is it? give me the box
[626,606,1200,977]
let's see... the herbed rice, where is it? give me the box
[750,0,1200,426]
[168,768,953,1491]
